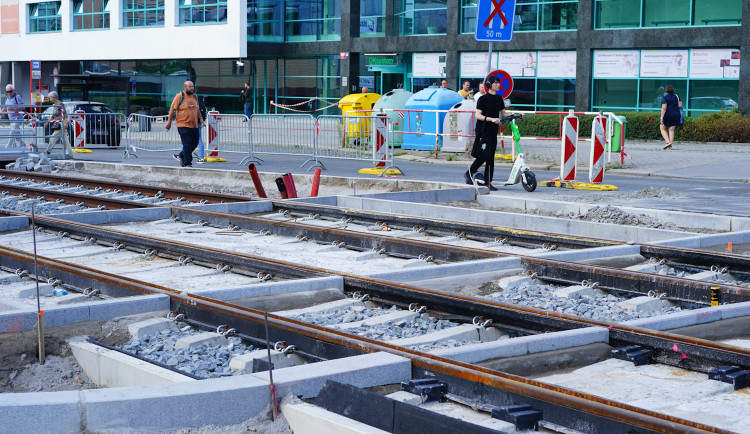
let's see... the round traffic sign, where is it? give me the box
[484,69,514,99]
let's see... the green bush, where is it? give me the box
[130,96,159,109]
[513,110,748,143]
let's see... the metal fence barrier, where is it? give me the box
[245,114,320,168]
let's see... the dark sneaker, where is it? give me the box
[464,170,472,185]
[173,153,184,166]
[488,184,499,191]
[184,164,193,168]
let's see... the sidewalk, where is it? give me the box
[395,140,750,182]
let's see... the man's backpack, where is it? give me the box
[174,91,206,121]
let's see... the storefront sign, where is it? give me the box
[367,55,400,66]
[0,0,19,34]
[640,49,688,78]
[593,50,639,78]
[690,48,740,79]
[537,51,577,78]
[412,53,446,78]
[460,52,496,77]
[497,51,536,77]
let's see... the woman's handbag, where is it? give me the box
[678,96,685,125]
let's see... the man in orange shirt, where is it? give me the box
[166,81,204,167]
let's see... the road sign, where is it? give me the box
[31,60,41,70]
[475,0,517,42]
[484,69,514,98]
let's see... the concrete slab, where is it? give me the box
[88,294,170,321]
[275,298,363,318]
[433,327,609,364]
[618,296,677,313]
[82,375,270,432]
[0,216,29,233]
[367,257,522,282]
[48,207,171,225]
[17,284,54,298]
[128,317,179,340]
[553,285,604,299]
[251,352,411,399]
[386,391,421,405]
[336,310,418,330]
[174,332,228,350]
[0,390,81,434]
[69,339,194,387]
[281,399,389,434]
[229,349,306,372]
[388,324,483,347]
[190,276,343,301]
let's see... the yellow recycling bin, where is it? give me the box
[338,93,380,146]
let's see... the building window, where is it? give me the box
[461,0,577,34]
[28,1,62,33]
[396,0,447,36]
[248,0,341,42]
[179,0,227,25]
[360,0,385,37]
[595,0,741,29]
[123,0,164,28]
[73,0,110,30]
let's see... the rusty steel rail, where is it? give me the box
[0,183,150,210]
[0,244,725,433]
[521,256,750,305]
[271,200,624,250]
[641,244,750,275]
[0,170,253,204]
[13,214,750,374]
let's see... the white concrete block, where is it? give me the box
[618,296,676,313]
[553,285,604,299]
[388,324,481,347]
[386,391,421,405]
[18,284,54,298]
[281,400,388,434]
[275,298,363,318]
[336,310,418,330]
[174,332,228,350]
[69,339,194,387]
[229,349,306,372]
[128,317,179,341]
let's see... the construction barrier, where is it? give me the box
[560,110,578,181]
[204,111,226,162]
[245,114,319,168]
[589,114,607,183]
[70,110,87,152]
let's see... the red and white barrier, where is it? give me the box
[560,109,578,181]
[589,115,607,183]
[207,111,220,158]
[373,113,388,168]
[71,110,85,148]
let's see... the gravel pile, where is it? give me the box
[580,187,687,203]
[343,315,459,340]
[555,205,678,230]
[119,326,256,379]
[289,305,394,326]
[486,281,683,322]
[0,193,87,214]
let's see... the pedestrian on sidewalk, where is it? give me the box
[659,85,682,150]
[239,81,252,121]
[44,91,74,158]
[3,84,26,148]
[166,81,204,168]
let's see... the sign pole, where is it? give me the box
[487,42,493,75]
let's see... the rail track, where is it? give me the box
[2,176,749,432]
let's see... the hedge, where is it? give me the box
[513,110,749,143]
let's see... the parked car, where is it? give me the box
[40,101,122,147]
[688,96,738,112]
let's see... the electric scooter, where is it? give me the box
[467,114,537,193]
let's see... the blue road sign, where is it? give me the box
[474,0,517,42]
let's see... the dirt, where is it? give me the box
[0,311,163,393]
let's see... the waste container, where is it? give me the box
[402,87,464,150]
[610,115,626,152]
[138,109,152,132]
[338,92,381,146]
[440,98,477,153]
[372,89,413,147]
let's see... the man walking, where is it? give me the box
[166,81,204,168]
[3,84,26,148]
[240,81,252,121]
[44,91,74,158]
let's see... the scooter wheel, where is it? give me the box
[522,172,537,192]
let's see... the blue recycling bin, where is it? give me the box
[402,87,465,150]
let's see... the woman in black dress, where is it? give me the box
[660,85,682,150]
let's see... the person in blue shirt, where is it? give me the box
[3,84,26,148]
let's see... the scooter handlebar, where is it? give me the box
[500,114,524,124]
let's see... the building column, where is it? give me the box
[575,0,594,111]
[739,1,750,113]
[445,0,460,89]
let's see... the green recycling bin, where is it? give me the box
[610,116,626,153]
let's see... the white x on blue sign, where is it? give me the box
[474,0,517,42]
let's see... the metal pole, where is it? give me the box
[487,42,493,75]
[31,203,45,365]
[264,311,277,421]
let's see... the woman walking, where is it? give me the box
[660,85,682,150]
